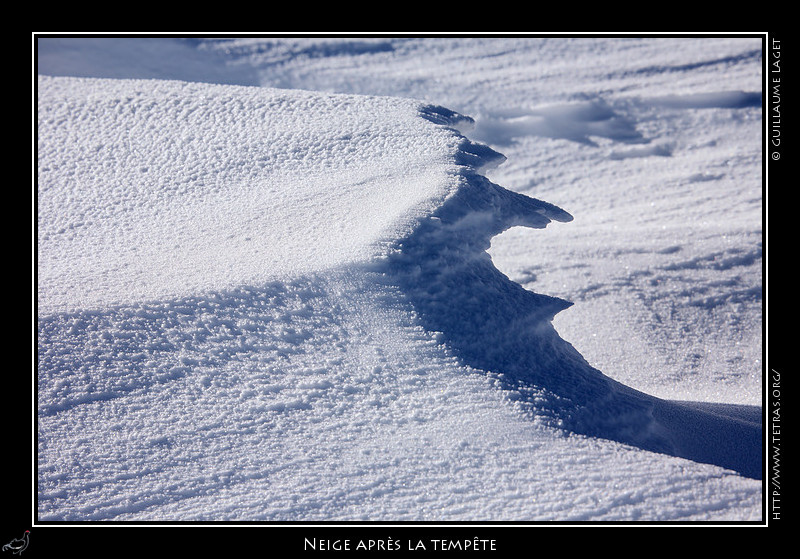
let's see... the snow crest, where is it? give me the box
[37,75,760,521]
[37,76,463,315]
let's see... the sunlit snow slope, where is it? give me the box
[36,73,761,521]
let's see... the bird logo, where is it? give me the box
[2,531,29,555]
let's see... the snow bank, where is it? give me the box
[37,74,760,521]
[37,76,476,314]
[37,36,764,409]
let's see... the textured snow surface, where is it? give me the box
[35,36,764,523]
[37,76,472,314]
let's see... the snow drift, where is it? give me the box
[36,74,760,521]
[37,76,473,314]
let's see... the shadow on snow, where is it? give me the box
[382,170,762,480]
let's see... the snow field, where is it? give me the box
[35,36,765,522]
[37,267,761,521]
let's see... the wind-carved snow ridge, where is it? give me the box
[388,106,762,479]
[37,79,761,521]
